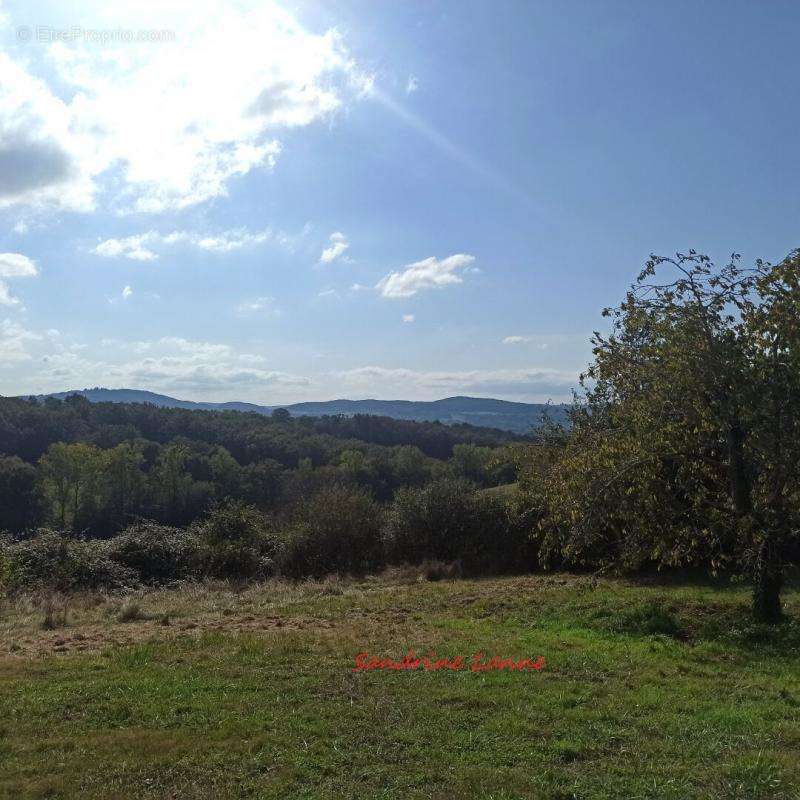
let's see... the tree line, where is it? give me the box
[0,396,523,536]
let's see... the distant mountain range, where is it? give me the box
[28,388,570,434]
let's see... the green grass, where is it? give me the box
[1,572,799,799]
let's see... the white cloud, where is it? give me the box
[11,333,309,398]
[402,314,415,323]
[0,2,368,213]
[1,316,580,404]
[502,335,532,345]
[13,221,28,234]
[0,283,17,306]
[406,75,419,94]
[376,253,475,298]
[0,319,42,362]
[502,335,557,350]
[0,252,39,305]
[319,231,349,264]
[236,296,280,315]
[122,285,133,299]
[93,226,281,260]
[193,229,272,253]
[0,252,38,278]
[0,52,89,212]
[94,234,158,261]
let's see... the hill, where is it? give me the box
[30,388,570,434]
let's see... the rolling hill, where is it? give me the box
[28,388,570,434]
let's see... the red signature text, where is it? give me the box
[352,651,546,673]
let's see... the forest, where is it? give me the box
[1,251,799,626]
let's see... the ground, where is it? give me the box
[1,571,799,799]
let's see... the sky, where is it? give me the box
[0,0,798,404]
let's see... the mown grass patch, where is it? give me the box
[0,573,798,799]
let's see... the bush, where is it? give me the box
[278,484,384,579]
[384,478,536,576]
[1,530,136,593]
[108,521,199,584]
[196,500,280,580]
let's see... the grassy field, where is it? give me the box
[1,571,799,800]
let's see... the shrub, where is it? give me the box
[384,478,536,576]
[108,521,199,584]
[117,600,148,623]
[1,530,136,594]
[196,500,280,580]
[278,484,384,579]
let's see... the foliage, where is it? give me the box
[0,394,522,537]
[195,500,280,580]
[529,250,800,621]
[384,478,536,575]
[0,455,40,532]
[0,530,136,593]
[108,521,199,584]
[278,484,384,579]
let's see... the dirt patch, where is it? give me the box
[1,613,339,659]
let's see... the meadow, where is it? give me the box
[1,571,799,800]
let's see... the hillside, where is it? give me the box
[30,388,570,434]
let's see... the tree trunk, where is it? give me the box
[753,538,783,624]
[727,422,752,515]
[725,421,784,623]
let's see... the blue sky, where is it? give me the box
[0,0,798,403]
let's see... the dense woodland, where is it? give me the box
[0,395,525,534]
[1,250,799,625]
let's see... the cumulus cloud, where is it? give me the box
[94,234,158,261]
[0,2,369,213]
[93,227,282,260]
[0,252,38,278]
[376,254,475,298]
[5,331,309,399]
[0,53,88,211]
[0,252,39,305]
[0,319,42,362]
[319,231,349,264]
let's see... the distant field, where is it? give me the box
[1,572,799,799]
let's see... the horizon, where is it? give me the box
[1,1,799,404]
[26,386,564,408]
